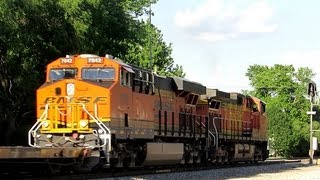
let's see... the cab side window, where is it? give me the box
[121,69,131,87]
[252,103,258,112]
[132,69,155,95]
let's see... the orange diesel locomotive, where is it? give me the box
[29,54,268,169]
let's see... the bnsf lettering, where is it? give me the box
[43,96,107,104]
[61,58,73,64]
[93,97,107,103]
[87,57,102,63]
[75,97,92,103]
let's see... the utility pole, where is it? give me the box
[148,2,153,70]
[308,98,315,164]
[307,81,317,164]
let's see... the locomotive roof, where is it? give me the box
[201,89,243,104]
[171,77,206,95]
[118,60,207,95]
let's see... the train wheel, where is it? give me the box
[77,149,102,173]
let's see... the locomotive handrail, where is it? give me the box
[28,103,111,150]
[196,120,216,147]
[93,103,111,164]
[28,104,50,147]
[196,116,253,153]
[57,106,69,116]
[94,104,110,136]
[81,103,111,151]
[212,117,220,152]
[93,103,111,134]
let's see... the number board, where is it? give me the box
[60,58,73,64]
[87,57,104,64]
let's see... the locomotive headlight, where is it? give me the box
[46,134,53,139]
[42,120,50,128]
[79,120,88,128]
[98,129,104,134]
[66,83,75,96]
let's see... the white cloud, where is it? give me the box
[174,0,278,43]
[237,1,278,33]
[175,0,222,29]
[198,32,237,42]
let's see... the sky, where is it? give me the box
[151,0,320,92]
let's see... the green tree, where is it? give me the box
[0,0,77,145]
[0,0,185,145]
[56,0,185,78]
[124,21,185,77]
[246,64,314,157]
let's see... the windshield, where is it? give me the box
[82,68,115,80]
[49,68,77,81]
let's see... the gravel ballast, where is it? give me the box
[101,160,320,180]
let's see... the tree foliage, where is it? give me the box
[246,64,314,157]
[0,0,184,145]
[123,21,185,77]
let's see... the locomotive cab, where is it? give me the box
[28,54,130,167]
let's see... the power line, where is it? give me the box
[148,3,153,70]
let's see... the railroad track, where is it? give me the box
[2,159,302,180]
